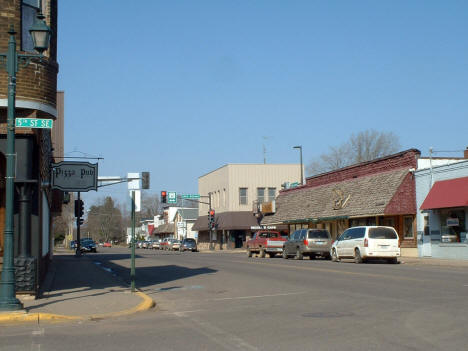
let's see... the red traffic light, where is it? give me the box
[161,191,167,203]
[209,210,215,216]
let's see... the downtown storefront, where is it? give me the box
[415,160,468,260]
[262,150,420,255]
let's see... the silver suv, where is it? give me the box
[282,229,332,260]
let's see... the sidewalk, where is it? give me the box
[0,250,155,325]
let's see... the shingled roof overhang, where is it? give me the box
[262,168,409,225]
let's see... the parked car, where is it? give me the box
[180,238,197,252]
[80,239,97,253]
[159,238,170,250]
[331,226,400,264]
[103,242,112,248]
[282,229,332,260]
[142,241,151,249]
[151,240,161,250]
[246,231,287,258]
[167,239,181,251]
[70,240,76,250]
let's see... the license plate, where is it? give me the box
[315,241,325,245]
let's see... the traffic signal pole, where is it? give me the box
[131,190,136,292]
[76,192,81,256]
[209,193,214,251]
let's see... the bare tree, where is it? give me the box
[307,129,400,175]
[141,192,161,219]
[86,196,125,243]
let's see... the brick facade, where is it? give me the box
[0,0,58,114]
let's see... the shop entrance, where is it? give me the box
[230,230,245,248]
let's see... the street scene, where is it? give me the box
[1,1,468,350]
[3,247,468,350]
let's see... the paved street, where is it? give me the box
[2,247,468,351]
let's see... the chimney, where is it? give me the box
[465,147,468,159]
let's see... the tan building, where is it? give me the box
[193,163,301,249]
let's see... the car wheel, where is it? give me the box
[247,247,252,257]
[282,249,288,259]
[354,249,363,264]
[268,252,276,258]
[331,249,339,262]
[260,248,266,258]
[295,248,303,260]
[388,257,398,264]
[309,254,316,260]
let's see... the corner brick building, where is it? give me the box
[0,0,60,294]
[262,149,421,256]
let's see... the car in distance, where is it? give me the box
[151,240,161,250]
[80,239,97,253]
[103,242,112,248]
[331,226,400,264]
[282,229,332,260]
[167,239,181,251]
[159,238,170,250]
[180,238,197,252]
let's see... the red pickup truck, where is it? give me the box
[246,231,287,258]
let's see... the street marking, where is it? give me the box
[211,291,306,301]
[173,310,205,317]
[235,259,428,282]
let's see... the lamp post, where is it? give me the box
[0,15,51,311]
[293,145,303,185]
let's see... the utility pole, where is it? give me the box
[130,190,136,292]
[209,192,213,250]
[76,192,81,256]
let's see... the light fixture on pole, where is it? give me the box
[293,145,303,185]
[0,13,51,311]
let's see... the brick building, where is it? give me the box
[262,149,421,256]
[0,0,60,294]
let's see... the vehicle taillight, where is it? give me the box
[364,238,368,247]
[304,239,308,246]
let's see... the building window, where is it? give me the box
[403,216,414,239]
[257,188,265,203]
[267,188,276,202]
[239,188,248,205]
[22,0,41,52]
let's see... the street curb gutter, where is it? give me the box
[0,290,155,325]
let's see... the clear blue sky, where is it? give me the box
[58,0,468,207]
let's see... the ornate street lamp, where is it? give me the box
[0,13,51,311]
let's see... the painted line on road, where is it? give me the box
[210,291,306,301]
[234,259,429,283]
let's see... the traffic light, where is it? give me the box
[74,199,84,218]
[208,209,215,229]
[78,218,84,226]
[142,172,150,189]
[161,190,167,203]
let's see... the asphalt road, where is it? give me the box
[2,247,468,351]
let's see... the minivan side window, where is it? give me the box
[354,227,365,239]
[342,229,351,240]
[300,230,307,239]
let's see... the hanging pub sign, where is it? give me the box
[51,162,98,192]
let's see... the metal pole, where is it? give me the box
[75,192,81,256]
[0,27,23,310]
[299,147,303,185]
[131,190,136,292]
[209,193,213,250]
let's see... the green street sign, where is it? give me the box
[16,118,53,129]
[181,194,200,199]
[167,191,177,203]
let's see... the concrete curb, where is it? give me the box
[0,290,155,325]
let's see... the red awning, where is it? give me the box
[420,176,468,210]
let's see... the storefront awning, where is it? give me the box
[420,176,468,210]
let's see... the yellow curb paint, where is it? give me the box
[0,290,155,325]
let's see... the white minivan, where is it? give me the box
[331,226,400,264]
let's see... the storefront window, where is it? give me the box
[403,216,414,239]
[440,209,466,243]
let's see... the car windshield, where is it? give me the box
[185,239,196,243]
[368,227,398,239]
[308,230,329,239]
[267,232,280,238]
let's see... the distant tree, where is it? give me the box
[52,196,75,245]
[141,192,161,219]
[307,130,400,175]
[86,196,125,243]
